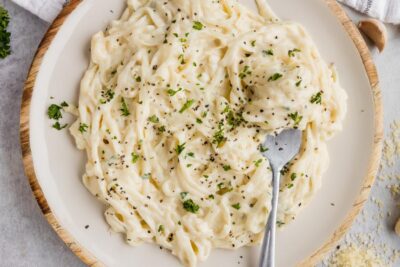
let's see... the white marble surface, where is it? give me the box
[0,0,398,266]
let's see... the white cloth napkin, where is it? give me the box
[12,0,66,22]
[339,0,400,24]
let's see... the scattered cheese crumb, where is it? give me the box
[328,244,387,267]
[382,120,400,168]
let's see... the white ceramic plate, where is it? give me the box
[23,0,381,266]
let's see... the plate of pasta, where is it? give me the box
[20,0,382,266]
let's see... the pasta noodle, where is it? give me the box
[70,0,347,266]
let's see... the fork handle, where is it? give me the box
[259,167,281,267]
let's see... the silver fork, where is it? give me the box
[258,129,302,267]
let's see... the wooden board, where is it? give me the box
[19,0,383,266]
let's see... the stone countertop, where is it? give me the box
[0,0,398,266]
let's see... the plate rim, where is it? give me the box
[19,0,383,266]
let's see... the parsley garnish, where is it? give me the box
[0,6,11,59]
[120,98,130,116]
[193,21,203,30]
[60,101,69,107]
[182,199,199,213]
[310,91,323,104]
[262,49,274,56]
[254,159,263,167]
[52,122,67,130]
[176,143,186,155]
[131,153,140,163]
[226,110,244,129]
[48,104,63,120]
[223,165,231,171]
[288,112,303,126]
[231,203,241,210]
[239,65,252,79]
[251,40,256,47]
[158,225,165,234]
[166,88,182,96]
[216,182,233,195]
[79,123,88,133]
[213,123,227,148]
[178,54,185,64]
[295,79,302,87]
[268,73,283,82]
[276,221,285,227]
[288,48,301,57]
[179,99,194,113]
[259,145,269,153]
[196,118,203,124]
[100,89,115,104]
[135,76,141,82]
[148,115,159,123]
[291,173,297,181]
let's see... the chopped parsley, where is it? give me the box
[166,88,182,96]
[79,123,88,133]
[182,199,199,213]
[268,73,283,82]
[239,65,252,79]
[187,152,194,157]
[196,118,203,124]
[288,48,301,57]
[259,145,269,153]
[148,115,159,123]
[120,98,130,116]
[135,76,141,82]
[291,173,297,181]
[193,21,204,30]
[60,101,69,107]
[216,182,233,195]
[226,110,244,129]
[231,203,241,210]
[213,123,227,148]
[295,79,302,87]
[131,153,140,163]
[52,122,67,130]
[179,99,194,113]
[276,221,285,227]
[310,91,323,104]
[262,49,274,56]
[0,5,11,59]
[47,104,63,120]
[254,159,263,167]
[178,54,185,64]
[180,192,188,199]
[251,40,256,47]
[100,89,115,104]
[223,165,231,171]
[175,143,186,155]
[158,225,165,234]
[288,112,303,126]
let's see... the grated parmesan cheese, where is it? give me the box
[328,244,387,267]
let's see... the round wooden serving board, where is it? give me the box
[20,0,383,266]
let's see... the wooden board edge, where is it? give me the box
[298,0,383,266]
[19,0,103,266]
[19,0,383,266]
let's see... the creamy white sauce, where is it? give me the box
[70,0,347,266]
